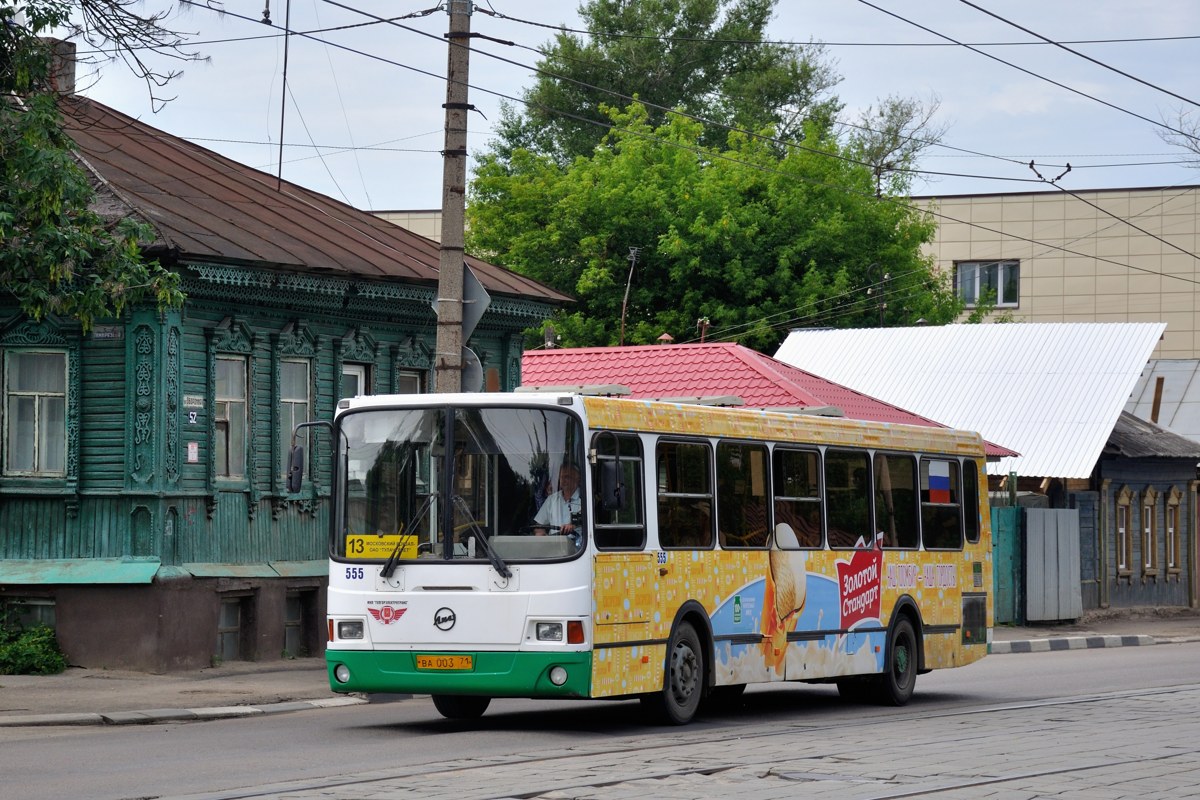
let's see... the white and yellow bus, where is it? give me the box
[305,390,991,724]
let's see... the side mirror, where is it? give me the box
[598,460,627,512]
[286,444,306,493]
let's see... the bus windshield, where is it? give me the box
[336,405,585,564]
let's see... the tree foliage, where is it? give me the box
[487,0,840,165]
[469,105,960,351]
[1,1,186,331]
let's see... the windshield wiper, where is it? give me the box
[451,494,511,578]
[380,494,435,578]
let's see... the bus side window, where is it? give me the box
[717,441,769,549]
[772,447,822,549]
[963,459,981,544]
[921,458,963,549]
[826,449,871,549]
[591,432,646,550]
[657,440,714,550]
[875,453,919,549]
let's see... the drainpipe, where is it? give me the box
[1190,480,1199,609]
[1099,479,1110,609]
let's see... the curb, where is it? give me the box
[990,634,1156,655]
[0,695,366,728]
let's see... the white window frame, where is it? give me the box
[1141,487,1159,574]
[280,359,311,480]
[3,350,68,477]
[340,364,369,400]
[955,260,1020,308]
[214,355,248,479]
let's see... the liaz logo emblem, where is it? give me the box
[368,606,407,625]
[434,607,457,631]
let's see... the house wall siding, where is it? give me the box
[1,264,547,669]
[1100,457,1196,609]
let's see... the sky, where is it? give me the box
[75,0,1200,212]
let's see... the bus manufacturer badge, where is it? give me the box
[434,607,457,631]
[367,605,407,625]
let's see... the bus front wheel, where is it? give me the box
[876,617,917,706]
[431,694,491,720]
[642,620,704,725]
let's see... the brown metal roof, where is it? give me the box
[57,96,571,304]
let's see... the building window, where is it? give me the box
[3,351,67,476]
[1141,487,1159,575]
[1115,486,1133,576]
[340,364,369,399]
[395,369,423,394]
[215,356,247,478]
[1166,487,1182,573]
[280,359,310,479]
[955,260,1019,308]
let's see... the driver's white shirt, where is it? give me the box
[533,490,581,528]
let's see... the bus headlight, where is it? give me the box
[337,620,364,640]
[549,666,568,686]
[333,663,351,684]
[536,622,564,642]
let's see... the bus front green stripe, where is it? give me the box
[326,649,593,698]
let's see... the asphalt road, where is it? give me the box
[4,642,1200,800]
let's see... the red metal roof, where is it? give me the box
[522,343,1016,457]
[57,96,570,304]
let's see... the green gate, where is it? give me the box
[991,506,1021,625]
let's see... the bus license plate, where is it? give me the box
[416,654,473,671]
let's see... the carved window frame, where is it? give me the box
[0,318,80,501]
[273,323,318,499]
[207,319,256,500]
[1115,485,1133,578]
[1166,487,1183,574]
[336,327,378,400]
[392,337,433,393]
[1141,486,1159,576]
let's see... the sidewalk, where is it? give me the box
[2,607,1198,728]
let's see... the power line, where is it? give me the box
[956,0,1200,111]
[173,1,1200,302]
[477,5,1200,50]
[853,0,1199,142]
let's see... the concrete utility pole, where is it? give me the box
[434,0,473,393]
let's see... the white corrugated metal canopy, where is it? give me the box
[775,323,1165,479]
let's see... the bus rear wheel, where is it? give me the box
[876,617,917,706]
[642,621,704,725]
[431,694,491,720]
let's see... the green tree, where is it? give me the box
[468,104,960,351]
[2,1,187,331]
[488,0,840,165]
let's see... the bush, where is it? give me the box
[0,624,68,675]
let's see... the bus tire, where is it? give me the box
[431,694,491,720]
[642,621,704,725]
[876,617,917,706]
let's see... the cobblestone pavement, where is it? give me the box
[166,684,1200,800]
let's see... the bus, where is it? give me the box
[296,389,991,725]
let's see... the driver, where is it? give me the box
[533,463,581,536]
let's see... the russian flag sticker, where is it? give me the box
[928,460,952,504]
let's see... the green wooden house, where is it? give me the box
[0,96,569,671]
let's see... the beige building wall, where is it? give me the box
[374,209,443,243]
[918,186,1200,359]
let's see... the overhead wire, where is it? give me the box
[853,0,1198,142]
[477,5,1200,50]
[167,1,1200,325]
[956,0,1200,111]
